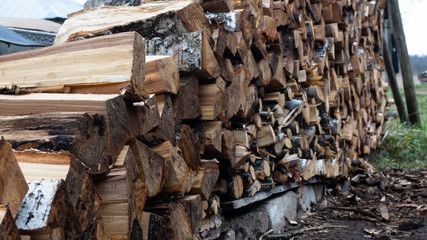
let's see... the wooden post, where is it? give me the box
[389,0,421,126]
[383,40,409,123]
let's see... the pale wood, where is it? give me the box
[0,32,145,95]
[55,0,211,44]
[204,121,223,155]
[145,56,180,94]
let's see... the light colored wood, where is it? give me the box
[145,56,180,94]
[256,125,277,147]
[204,121,223,155]
[15,151,71,182]
[199,83,223,120]
[55,0,211,44]
[0,32,145,94]
[0,138,28,217]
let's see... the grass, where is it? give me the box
[370,84,427,170]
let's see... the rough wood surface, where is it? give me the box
[55,0,211,44]
[130,139,168,197]
[0,205,21,240]
[145,56,180,94]
[151,141,189,194]
[15,179,81,239]
[0,138,28,217]
[0,32,145,95]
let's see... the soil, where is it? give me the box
[273,169,427,240]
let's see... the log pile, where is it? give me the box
[0,0,388,238]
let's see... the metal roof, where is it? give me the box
[0,0,83,19]
[0,25,46,46]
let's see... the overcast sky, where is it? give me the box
[398,0,427,55]
[73,0,427,55]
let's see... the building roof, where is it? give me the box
[0,0,83,19]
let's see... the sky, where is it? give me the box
[398,0,427,56]
[71,0,427,55]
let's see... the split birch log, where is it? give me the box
[0,32,145,95]
[15,179,81,239]
[147,31,220,79]
[55,0,211,45]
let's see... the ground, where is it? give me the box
[273,168,427,240]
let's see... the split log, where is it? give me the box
[94,146,148,240]
[151,141,189,194]
[190,160,220,200]
[140,94,176,145]
[15,179,81,239]
[0,32,145,95]
[130,140,168,198]
[128,94,160,138]
[256,125,276,147]
[204,121,223,156]
[0,138,28,217]
[147,31,220,79]
[146,202,193,240]
[145,56,180,94]
[14,150,93,212]
[0,93,130,168]
[55,0,211,44]
[173,76,202,123]
[176,125,201,172]
[199,83,224,121]
[228,175,244,200]
[221,129,236,160]
[0,205,21,240]
[0,113,119,174]
[201,0,233,13]
[181,195,203,234]
[139,212,167,240]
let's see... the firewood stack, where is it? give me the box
[0,0,388,239]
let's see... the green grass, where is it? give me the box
[370,84,427,170]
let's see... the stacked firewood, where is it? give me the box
[0,0,388,239]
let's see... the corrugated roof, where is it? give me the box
[0,0,83,19]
